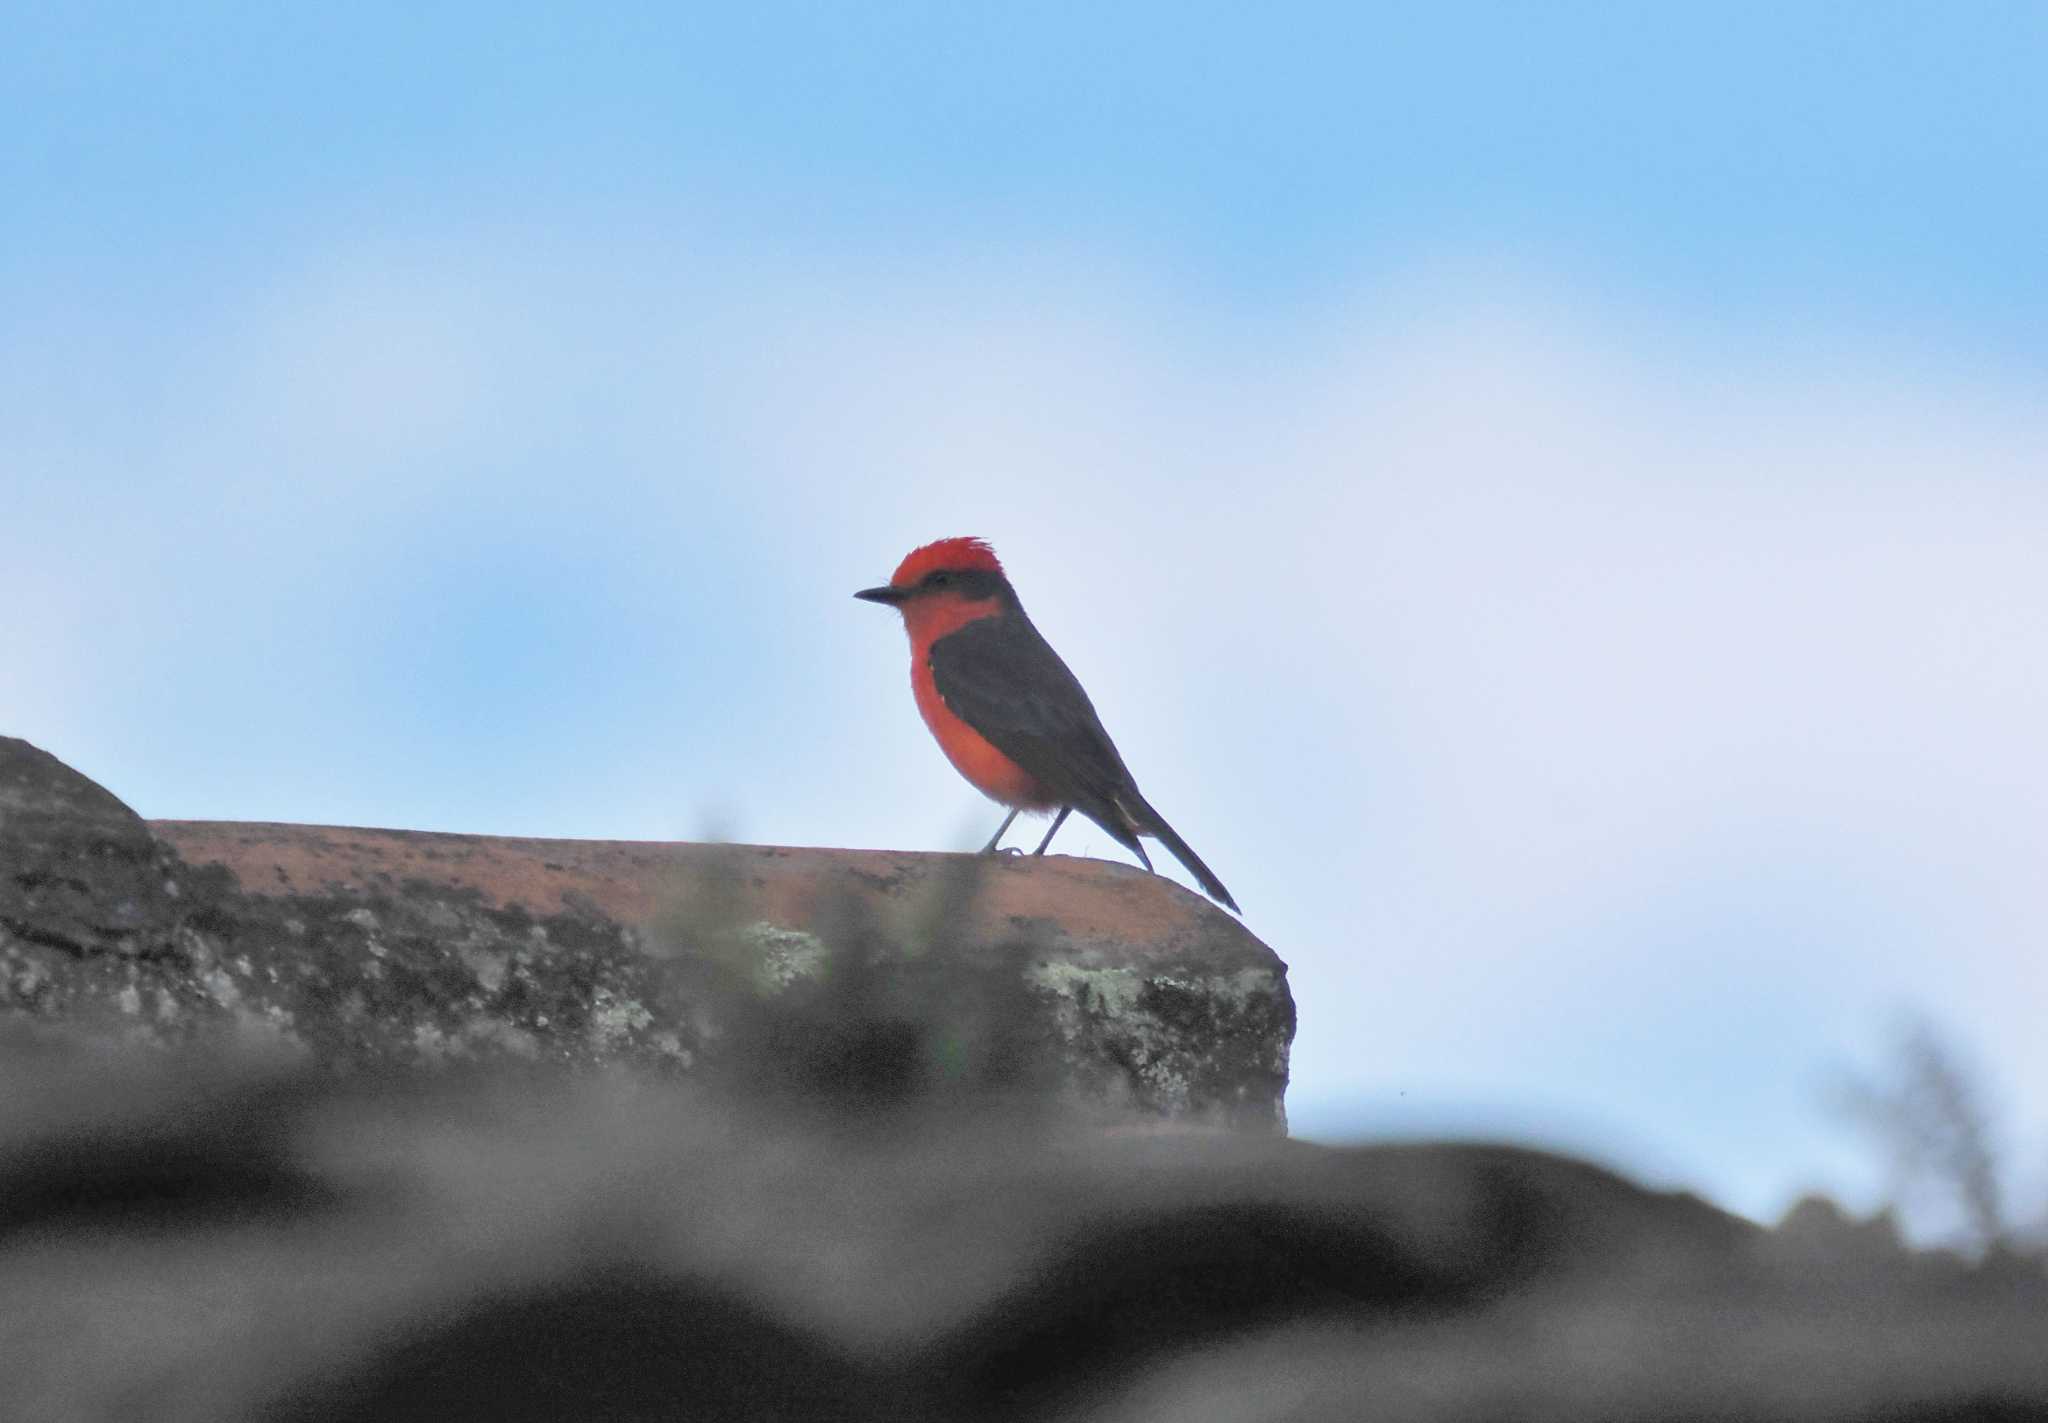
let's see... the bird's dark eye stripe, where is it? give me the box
[915,567,1002,598]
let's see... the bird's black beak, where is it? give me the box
[854,585,908,605]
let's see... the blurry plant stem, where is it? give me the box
[1836,1015,2008,1254]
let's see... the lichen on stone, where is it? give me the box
[588,987,655,1048]
[736,922,829,994]
[1026,961,1145,1017]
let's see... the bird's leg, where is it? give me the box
[980,807,1020,854]
[1032,806,1072,856]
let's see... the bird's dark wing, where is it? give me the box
[932,610,1242,912]
[926,613,1140,824]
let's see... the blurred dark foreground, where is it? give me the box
[3,1029,2044,1423]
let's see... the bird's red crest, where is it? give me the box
[890,536,1004,588]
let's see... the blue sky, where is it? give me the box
[7,3,2046,1237]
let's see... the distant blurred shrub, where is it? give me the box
[1835,1016,2013,1255]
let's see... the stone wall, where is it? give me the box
[2,734,1292,1128]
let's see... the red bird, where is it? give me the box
[856,537,1238,913]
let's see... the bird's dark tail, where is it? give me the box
[1131,799,1239,914]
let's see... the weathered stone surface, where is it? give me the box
[0,737,181,961]
[1,736,1291,1128]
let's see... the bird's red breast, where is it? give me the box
[909,650,1058,809]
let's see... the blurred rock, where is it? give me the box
[1775,1193,1908,1267]
[0,1036,2042,1423]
